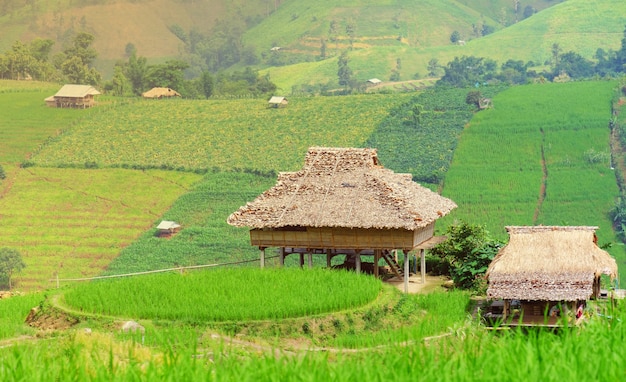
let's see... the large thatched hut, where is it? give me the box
[228,147,457,290]
[45,84,100,108]
[486,226,618,323]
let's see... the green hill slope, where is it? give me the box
[259,0,626,90]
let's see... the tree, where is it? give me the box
[429,221,502,291]
[125,52,148,95]
[427,58,441,77]
[337,51,353,88]
[551,42,562,68]
[450,30,461,44]
[61,32,100,84]
[0,164,5,180]
[438,55,497,87]
[553,51,594,79]
[0,247,25,290]
[146,60,189,92]
[199,70,214,99]
[465,90,482,109]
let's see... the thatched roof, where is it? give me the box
[268,96,287,105]
[54,84,100,98]
[142,87,181,98]
[486,226,618,301]
[227,147,457,230]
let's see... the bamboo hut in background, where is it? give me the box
[45,84,100,108]
[486,226,618,325]
[142,87,181,99]
[228,147,457,291]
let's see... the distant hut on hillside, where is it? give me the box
[45,84,100,108]
[268,96,288,108]
[228,147,457,291]
[142,87,181,99]
[156,220,181,237]
[367,78,382,86]
[486,226,618,325]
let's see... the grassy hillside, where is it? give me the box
[439,81,626,278]
[31,94,414,173]
[1,168,200,290]
[260,0,626,90]
[0,0,269,69]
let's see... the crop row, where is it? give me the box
[31,94,414,173]
[440,81,624,276]
[0,168,200,290]
[64,268,382,321]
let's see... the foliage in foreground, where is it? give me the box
[429,221,502,292]
[2,295,625,381]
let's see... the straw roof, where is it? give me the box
[54,84,100,98]
[486,226,618,301]
[142,87,181,98]
[227,147,457,230]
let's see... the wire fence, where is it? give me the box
[49,255,279,288]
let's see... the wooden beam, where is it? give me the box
[420,248,426,284]
[355,252,361,274]
[403,250,409,293]
[279,247,285,267]
[307,252,313,268]
[260,247,266,269]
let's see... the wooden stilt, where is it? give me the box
[326,250,332,268]
[403,250,409,293]
[420,248,426,284]
[374,249,380,278]
[299,253,304,268]
[279,247,285,267]
[260,247,266,269]
[355,252,361,274]
[308,252,313,268]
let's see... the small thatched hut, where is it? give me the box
[228,147,457,289]
[156,220,181,236]
[46,84,100,108]
[142,87,181,99]
[268,96,288,108]
[486,226,618,323]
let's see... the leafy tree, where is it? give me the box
[146,60,189,92]
[0,247,25,290]
[553,51,595,79]
[429,221,502,291]
[427,58,441,77]
[523,5,535,19]
[551,42,562,68]
[450,30,461,44]
[125,52,148,95]
[61,32,101,84]
[199,70,214,99]
[337,51,353,88]
[108,65,132,96]
[438,56,497,87]
[465,90,482,109]
[5,41,33,80]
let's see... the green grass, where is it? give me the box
[440,80,626,277]
[63,268,382,321]
[0,293,44,340]
[259,0,625,90]
[0,168,201,290]
[0,81,84,164]
[2,295,625,380]
[103,171,275,275]
[31,94,414,173]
